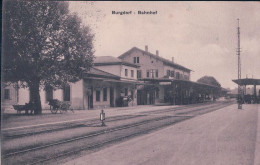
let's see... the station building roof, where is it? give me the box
[82,67,120,80]
[82,67,149,85]
[118,47,192,72]
[232,78,260,86]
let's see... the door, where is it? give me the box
[137,90,142,105]
[88,87,93,109]
[110,87,114,107]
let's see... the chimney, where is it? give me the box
[156,50,159,56]
[172,57,174,63]
[145,45,148,52]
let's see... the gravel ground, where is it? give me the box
[64,104,260,165]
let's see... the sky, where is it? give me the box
[69,1,260,89]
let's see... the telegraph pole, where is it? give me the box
[237,18,242,109]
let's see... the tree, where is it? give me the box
[3,1,94,114]
[197,76,221,87]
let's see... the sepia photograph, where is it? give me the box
[1,1,260,165]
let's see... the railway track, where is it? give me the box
[176,102,231,115]
[3,115,173,156]
[3,115,189,164]
[141,101,217,115]
[2,101,234,165]
[29,116,191,165]
[3,115,146,140]
[3,101,226,139]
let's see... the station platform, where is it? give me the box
[64,104,260,165]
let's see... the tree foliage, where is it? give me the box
[3,1,95,114]
[197,76,221,87]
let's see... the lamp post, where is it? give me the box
[100,109,106,126]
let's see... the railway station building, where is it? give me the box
[2,46,222,111]
[118,46,190,105]
[2,56,144,110]
[83,56,142,109]
[118,46,221,105]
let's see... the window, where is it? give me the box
[45,86,53,102]
[125,69,128,77]
[131,70,134,77]
[156,70,159,78]
[63,85,70,101]
[167,70,170,76]
[146,70,150,78]
[151,69,155,78]
[149,69,158,78]
[103,88,107,101]
[137,70,142,78]
[4,89,10,100]
[171,71,175,77]
[96,90,100,102]
[134,57,140,63]
[125,88,128,96]
[176,72,180,79]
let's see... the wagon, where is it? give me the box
[13,102,34,114]
[48,99,74,114]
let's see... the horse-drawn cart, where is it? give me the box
[12,99,73,114]
[48,99,74,114]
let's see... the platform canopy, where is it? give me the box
[140,78,221,89]
[232,78,260,86]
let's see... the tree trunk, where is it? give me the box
[29,81,42,115]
